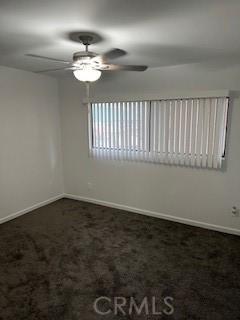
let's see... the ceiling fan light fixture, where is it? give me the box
[27,34,148,77]
[73,66,101,82]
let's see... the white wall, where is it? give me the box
[59,63,240,234]
[0,66,64,220]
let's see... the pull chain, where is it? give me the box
[85,81,90,103]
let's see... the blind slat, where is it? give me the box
[196,99,203,167]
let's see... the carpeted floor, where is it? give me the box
[0,198,240,319]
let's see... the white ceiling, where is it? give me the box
[1,0,240,76]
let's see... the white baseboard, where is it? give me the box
[2,192,239,236]
[64,193,240,236]
[0,194,64,224]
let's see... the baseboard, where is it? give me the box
[64,193,240,236]
[2,192,239,236]
[0,194,64,224]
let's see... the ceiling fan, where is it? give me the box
[26,34,148,82]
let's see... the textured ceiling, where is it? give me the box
[1,0,240,76]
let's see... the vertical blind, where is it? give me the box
[89,97,229,169]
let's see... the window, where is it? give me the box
[89,97,229,169]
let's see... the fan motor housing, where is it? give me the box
[73,51,97,63]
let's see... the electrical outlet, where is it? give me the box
[232,206,239,217]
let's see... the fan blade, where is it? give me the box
[35,66,76,73]
[25,54,70,64]
[92,48,126,63]
[98,64,148,71]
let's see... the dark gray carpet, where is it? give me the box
[0,198,240,320]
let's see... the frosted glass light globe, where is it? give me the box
[73,66,101,82]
